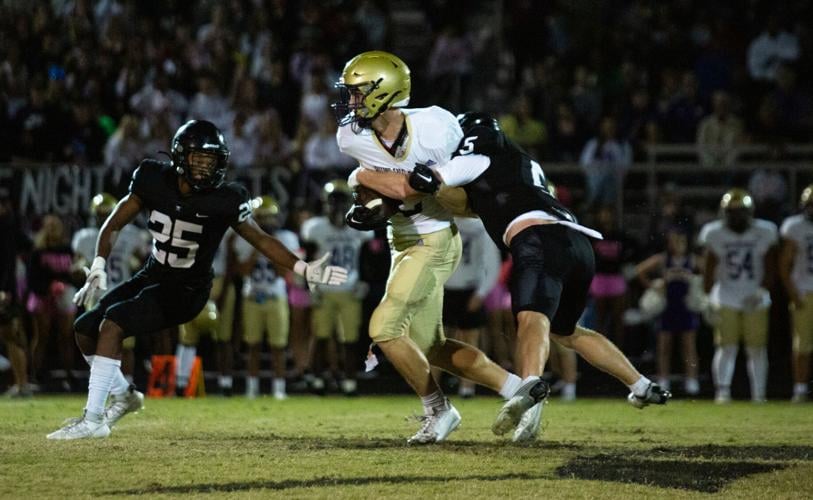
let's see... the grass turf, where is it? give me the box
[1,395,811,499]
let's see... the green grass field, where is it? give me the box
[1,395,811,499]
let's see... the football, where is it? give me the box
[352,184,401,219]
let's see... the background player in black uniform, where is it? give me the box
[48,120,348,440]
[405,112,670,441]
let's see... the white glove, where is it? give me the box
[73,257,108,308]
[294,253,348,291]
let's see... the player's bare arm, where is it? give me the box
[95,193,144,260]
[356,168,414,200]
[235,218,349,288]
[702,248,718,294]
[234,218,300,272]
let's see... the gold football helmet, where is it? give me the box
[720,188,754,212]
[720,188,753,232]
[90,192,117,217]
[251,195,281,217]
[801,184,813,207]
[333,51,411,127]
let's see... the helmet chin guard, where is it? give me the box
[171,120,230,191]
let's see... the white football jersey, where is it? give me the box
[445,217,501,297]
[71,225,149,287]
[300,216,372,292]
[698,218,778,309]
[235,229,299,299]
[337,106,463,236]
[780,214,813,293]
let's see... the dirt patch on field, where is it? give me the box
[555,453,785,493]
[111,472,541,495]
[650,444,813,461]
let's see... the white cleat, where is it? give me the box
[714,390,732,404]
[493,378,550,436]
[47,414,111,440]
[627,383,672,409]
[407,403,461,445]
[105,387,145,427]
[512,402,543,442]
[791,393,808,403]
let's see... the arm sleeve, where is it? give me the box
[476,235,501,298]
[435,154,491,187]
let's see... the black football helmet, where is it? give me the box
[171,120,230,191]
[457,112,501,135]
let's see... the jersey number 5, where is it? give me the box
[148,210,203,268]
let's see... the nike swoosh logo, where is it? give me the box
[196,213,209,218]
[416,173,433,183]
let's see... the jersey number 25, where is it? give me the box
[148,210,203,268]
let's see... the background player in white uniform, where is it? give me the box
[336,51,522,444]
[699,189,778,403]
[440,217,500,398]
[235,196,300,399]
[301,180,372,396]
[175,229,238,396]
[72,193,149,382]
[779,184,813,402]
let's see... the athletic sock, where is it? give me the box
[85,356,121,422]
[746,346,768,401]
[246,376,259,396]
[421,391,447,416]
[175,344,196,389]
[273,378,286,395]
[712,345,738,388]
[561,382,576,400]
[218,375,233,389]
[793,383,808,395]
[499,373,522,399]
[628,376,653,397]
[109,368,131,397]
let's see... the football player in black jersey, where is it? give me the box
[47,120,348,440]
[403,112,671,441]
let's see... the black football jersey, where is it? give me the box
[129,159,251,285]
[452,126,577,250]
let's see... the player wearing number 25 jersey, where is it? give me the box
[48,120,348,441]
[698,188,778,403]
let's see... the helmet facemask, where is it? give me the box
[171,120,230,192]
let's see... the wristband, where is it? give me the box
[293,260,308,277]
[90,256,107,272]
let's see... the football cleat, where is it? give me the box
[341,379,358,397]
[105,386,144,427]
[407,403,461,445]
[492,378,550,436]
[627,383,672,409]
[47,413,111,440]
[512,402,544,442]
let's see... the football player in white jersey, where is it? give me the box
[72,193,148,390]
[235,196,300,399]
[699,189,778,403]
[301,180,373,396]
[335,51,522,444]
[440,217,500,398]
[779,185,813,402]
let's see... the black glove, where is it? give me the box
[408,163,441,194]
[345,204,389,231]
